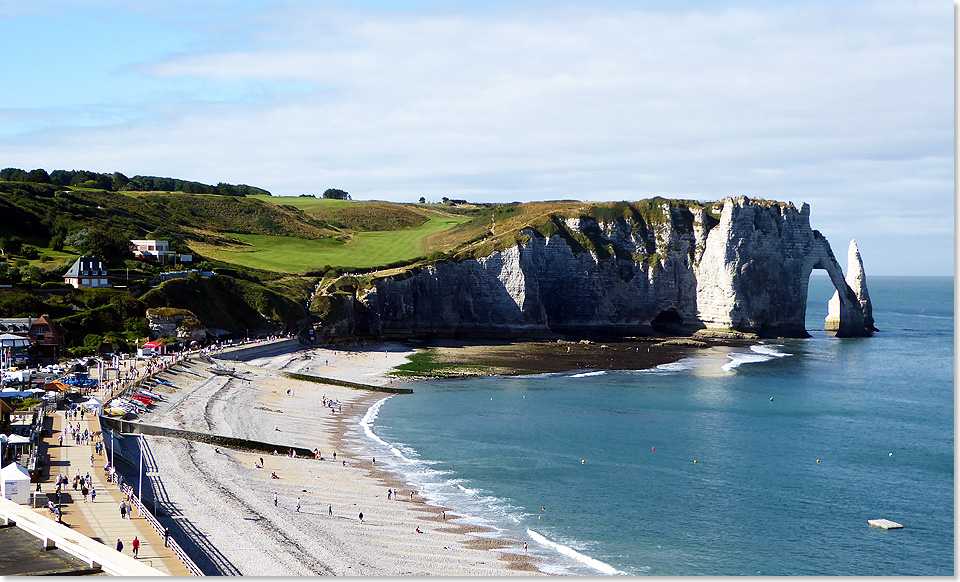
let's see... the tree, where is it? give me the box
[0,168,27,182]
[322,189,350,200]
[26,168,51,183]
[0,236,23,256]
[419,197,426,204]
[111,172,129,191]
[65,228,133,265]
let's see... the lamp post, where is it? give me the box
[137,435,143,517]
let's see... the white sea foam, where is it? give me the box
[750,343,791,358]
[722,344,790,372]
[527,529,624,575]
[571,371,606,378]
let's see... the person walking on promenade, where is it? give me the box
[116,539,123,553]
[164,527,170,547]
[119,501,126,519]
[91,486,96,503]
[132,536,140,558]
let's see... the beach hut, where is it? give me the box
[1,462,31,504]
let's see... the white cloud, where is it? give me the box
[0,1,952,274]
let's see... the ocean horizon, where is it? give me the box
[354,275,954,575]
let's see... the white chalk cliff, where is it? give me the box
[321,197,874,339]
[825,239,876,333]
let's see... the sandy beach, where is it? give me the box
[129,343,539,576]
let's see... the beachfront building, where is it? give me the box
[0,334,30,369]
[28,316,66,365]
[0,316,66,367]
[63,256,112,288]
[131,239,177,264]
[137,341,167,358]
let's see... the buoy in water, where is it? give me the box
[889,452,893,457]
[581,459,585,464]
[816,459,820,463]
[693,460,697,464]
[769,397,774,401]
[651,446,655,452]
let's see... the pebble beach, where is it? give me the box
[132,344,538,576]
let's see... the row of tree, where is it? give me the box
[0,167,271,197]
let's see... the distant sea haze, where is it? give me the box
[359,275,954,575]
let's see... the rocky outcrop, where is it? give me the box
[826,239,876,333]
[318,197,873,340]
[146,307,206,341]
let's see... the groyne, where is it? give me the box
[99,417,318,459]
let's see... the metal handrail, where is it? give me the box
[129,491,204,576]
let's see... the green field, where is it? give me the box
[197,214,469,273]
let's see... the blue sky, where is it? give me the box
[0,0,953,276]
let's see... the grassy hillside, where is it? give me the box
[0,169,762,350]
[140,274,309,333]
[194,213,470,273]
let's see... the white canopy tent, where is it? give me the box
[1,462,31,504]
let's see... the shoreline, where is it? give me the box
[126,344,543,575]
[120,336,751,575]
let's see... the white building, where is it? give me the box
[130,239,178,264]
[63,257,112,288]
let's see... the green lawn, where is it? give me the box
[199,214,468,273]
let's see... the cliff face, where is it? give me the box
[327,197,872,339]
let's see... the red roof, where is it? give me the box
[142,342,164,348]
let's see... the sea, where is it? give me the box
[351,275,954,576]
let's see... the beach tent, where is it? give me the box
[0,388,32,399]
[1,462,31,504]
[6,434,30,445]
[81,398,102,415]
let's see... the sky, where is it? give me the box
[0,0,953,276]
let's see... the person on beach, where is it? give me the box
[387,488,391,500]
[274,492,278,506]
[296,498,301,513]
[328,504,332,516]
[358,511,363,523]
[132,536,140,558]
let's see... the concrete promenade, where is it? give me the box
[35,408,192,575]
[24,337,300,575]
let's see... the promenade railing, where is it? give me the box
[128,489,204,576]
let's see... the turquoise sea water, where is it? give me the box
[356,276,954,575]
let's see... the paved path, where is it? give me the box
[34,408,192,576]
